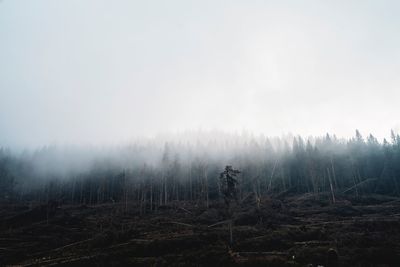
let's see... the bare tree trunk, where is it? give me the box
[352,174,359,197]
[268,159,278,191]
[164,176,168,205]
[327,168,336,204]
[331,157,338,188]
[125,187,128,213]
[80,181,83,204]
[189,166,193,201]
[150,183,153,211]
[159,180,162,206]
[71,179,76,204]
[204,168,209,208]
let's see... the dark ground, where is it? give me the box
[1,193,400,267]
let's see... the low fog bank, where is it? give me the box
[0,130,329,178]
[0,130,397,179]
[0,129,400,202]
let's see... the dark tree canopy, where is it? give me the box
[0,130,400,206]
[219,165,240,206]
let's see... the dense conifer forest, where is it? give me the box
[1,130,399,207]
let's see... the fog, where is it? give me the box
[0,129,387,180]
[1,0,400,150]
[3,131,285,178]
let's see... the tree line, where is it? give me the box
[1,130,399,209]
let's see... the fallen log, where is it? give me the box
[161,221,194,227]
[342,178,377,194]
[233,251,289,256]
[208,219,231,228]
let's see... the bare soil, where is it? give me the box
[1,193,400,266]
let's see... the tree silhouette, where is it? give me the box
[219,165,241,245]
[219,165,240,206]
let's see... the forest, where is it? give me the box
[1,130,400,266]
[1,130,400,206]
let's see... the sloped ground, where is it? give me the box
[1,193,400,266]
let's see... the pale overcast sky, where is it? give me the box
[1,0,400,148]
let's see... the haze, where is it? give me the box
[1,0,400,149]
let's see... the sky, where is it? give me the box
[1,0,400,149]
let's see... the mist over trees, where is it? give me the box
[1,130,400,209]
